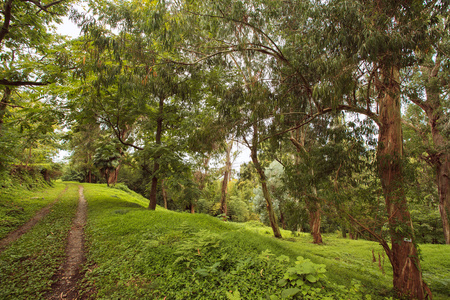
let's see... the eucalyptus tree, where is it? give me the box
[283,115,378,244]
[403,48,450,244]
[177,0,449,297]
[220,78,283,238]
[308,2,449,297]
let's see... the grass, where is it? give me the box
[0,181,68,239]
[81,183,450,300]
[1,182,449,299]
[0,182,79,299]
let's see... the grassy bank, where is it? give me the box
[81,183,450,300]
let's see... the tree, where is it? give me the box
[0,0,74,175]
[178,0,445,297]
[403,49,450,244]
[93,142,121,186]
[70,0,207,210]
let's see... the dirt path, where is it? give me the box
[0,185,69,254]
[47,186,88,300]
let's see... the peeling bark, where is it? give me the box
[377,65,427,299]
[436,155,450,244]
[306,199,322,244]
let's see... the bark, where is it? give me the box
[249,123,282,238]
[148,97,164,210]
[377,65,427,299]
[423,60,450,244]
[161,179,168,209]
[306,199,322,244]
[409,58,450,244]
[220,140,233,216]
[436,154,450,244]
[280,211,286,230]
[0,87,12,133]
[107,165,121,186]
[104,170,110,187]
[0,0,13,46]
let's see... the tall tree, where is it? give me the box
[0,0,74,175]
[403,49,450,244]
[178,0,447,297]
[70,0,207,210]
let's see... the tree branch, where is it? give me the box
[0,79,49,86]
[261,104,380,143]
[0,0,13,45]
[21,0,67,14]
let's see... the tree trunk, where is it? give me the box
[220,140,233,216]
[341,223,347,238]
[104,169,110,187]
[161,179,168,209]
[436,155,450,244]
[0,87,11,134]
[148,97,164,210]
[107,165,121,186]
[280,211,286,230]
[420,58,450,244]
[306,199,322,244]
[377,65,427,299]
[250,123,282,238]
[429,120,450,245]
[289,129,323,244]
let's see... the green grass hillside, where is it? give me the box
[1,183,449,299]
[80,184,450,300]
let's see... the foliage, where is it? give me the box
[0,0,75,175]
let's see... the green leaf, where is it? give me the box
[226,289,241,300]
[281,288,301,299]
[277,278,287,287]
[306,274,318,283]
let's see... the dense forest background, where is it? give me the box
[1,1,449,299]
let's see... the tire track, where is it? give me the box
[0,185,69,254]
[47,185,88,300]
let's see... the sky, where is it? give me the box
[56,16,81,38]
